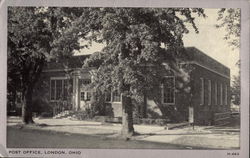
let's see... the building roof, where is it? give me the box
[185,47,230,77]
[44,55,90,70]
[43,47,230,78]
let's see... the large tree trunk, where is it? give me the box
[121,94,134,137]
[22,86,34,124]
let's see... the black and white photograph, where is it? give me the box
[0,0,249,158]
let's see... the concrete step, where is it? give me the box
[164,122,190,130]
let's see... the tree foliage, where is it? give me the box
[81,8,205,135]
[231,73,240,105]
[7,7,83,123]
[216,8,241,106]
[216,8,240,49]
[83,8,205,98]
[8,7,205,133]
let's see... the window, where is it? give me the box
[214,82,218,105]
[220,84,223,105]
[200,78,204,105]
[80,91,92,101]
[50,80,56,100]
[79,79,91,101]
[56,80,63,100]
[112,90,121,102]
[162,76,175,104]
[208,80,211,105]
[80,92,85,101]
[105,91,112,102]
[63,81,68,100]
[225,85,228,105]
[50,78,68,101]
[86,92,91,101]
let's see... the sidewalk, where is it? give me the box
[7,117,240,149]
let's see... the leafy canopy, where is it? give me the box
[216,8,240,49]
[8,7,84,90]
[81,8,206,101]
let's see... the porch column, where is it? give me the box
[76,76,80,110]
[72,74,80,111]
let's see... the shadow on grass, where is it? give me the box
[37,123,105,127]
[7,126,239,150]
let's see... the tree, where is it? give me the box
[80,8,205,136]
[216,8,240,49]
[231,70,240,105]
[7,7,83,124]
[216,8,241,106]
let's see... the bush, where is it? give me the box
[32,98,53,116]
[40,112,53,118]
[140,118,168,126]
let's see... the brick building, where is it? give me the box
[35,47,230,125]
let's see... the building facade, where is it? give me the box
[34,47,230,125]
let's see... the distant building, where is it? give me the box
[34,47,230,125]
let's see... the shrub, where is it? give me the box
[32,98,53,116]
[40,112,53,118]
[140,118,168,126]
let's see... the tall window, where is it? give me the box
[220,84,223,105]
[80,79,91,101]
[214,82,218,105]
[208,80,211,106]
[162,76,175,104]
[200,78,204,105]
[86,92,91,101]
[50,80,56,100]
[50,78,68,101]
[105,90,112,102]
[112,90,121,102]
[63,81,68,100]
[80,92,85,101]
[225,85,228,105]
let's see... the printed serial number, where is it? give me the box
[227,152,239,156]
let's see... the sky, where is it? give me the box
[74,8,240,79]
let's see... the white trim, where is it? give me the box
[80,91,91,101]
[161,76,175,105]
[51,76,68,80]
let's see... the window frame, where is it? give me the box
[161,76,175,105]
[208,80,211,106]
[104,90,112,103]
[50,77,68,102]
[214,82,218,105]
[200,77,205,105]
[220,83,223,105]
[112,90,122,103]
